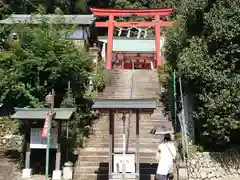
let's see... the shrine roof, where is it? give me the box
[11,108,76,120]
[98,36,155,40]
[92,99,156,110]
[98,36,165,52]
[0,14,95,25]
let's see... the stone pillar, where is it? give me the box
[53,122,62,180]
[89,43,101,70]
[108,110,114,179]
[22,121,32,178]
[89,44,101,93]
[136,111,140,180]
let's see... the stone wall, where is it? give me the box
[188,149,240,180]
[0,117,23,180]
[0,117,23,150]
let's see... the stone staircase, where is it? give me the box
[99,69,160,99]
[73,69,173,180]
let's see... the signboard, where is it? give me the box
[113,154,135,173]
[30,128,58,149]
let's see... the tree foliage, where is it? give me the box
[165,0,240,148]
[0,16,93,108]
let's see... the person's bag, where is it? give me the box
[167,173,174,180]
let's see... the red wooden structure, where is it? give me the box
[90,8,174,70]
[113,52,156,69]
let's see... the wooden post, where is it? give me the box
[109,110,114,177]
[136,111,140,179]
[106,15,114,70]
[25,121,31,169]
[155,15,161,68]
[55,122,61,171]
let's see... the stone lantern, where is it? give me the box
[89,44,101,93]
[89,43,101,70]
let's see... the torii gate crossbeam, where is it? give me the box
[91,8,174,70]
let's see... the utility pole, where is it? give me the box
[45,89,55,180]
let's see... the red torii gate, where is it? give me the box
[90,8,174,70]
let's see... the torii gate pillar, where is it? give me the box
[91,8,174,70]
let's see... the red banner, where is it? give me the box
[41,112,49,138]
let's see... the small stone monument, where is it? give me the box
[63,161,73,180]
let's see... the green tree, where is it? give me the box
[41,0,89,13]
[0,16,93,108]
[165,0,240,148]
[113,0,168,9]
[0,0,10,20]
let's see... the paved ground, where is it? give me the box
[20,175,46,180]
[0,158,21,180]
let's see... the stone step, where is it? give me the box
[78,155,156,163]
[73,173,155,180]
[78,147,156,155]
[92,126,159,131]
[74,166,157,174]
[90,132,166,138]
[94,121,166,125]
[102,83,159,87]
[85,142,159,149]
[93,123,172,131]
[93,121,168,126]
[76,161,158,169]
[88,136,161,141]
[99,89,157,93]
[102,91,158,94]
[93,121,169,127]
[91,131,152,136]
[92,128,164,134]
[93,121,159,124]
[99,95,157,98]
[85,139,160,146]
[96,114,167,118]
[101,94,158,96]
[90,131,159,135]
[92,118,167,122]
[78,152,156,158]
[95,119,165,123]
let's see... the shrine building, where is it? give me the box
[98,36,166,69]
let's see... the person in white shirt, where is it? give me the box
[155,133,176,180]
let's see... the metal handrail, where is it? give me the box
[125,61,134,153]
[121,62,135,179]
